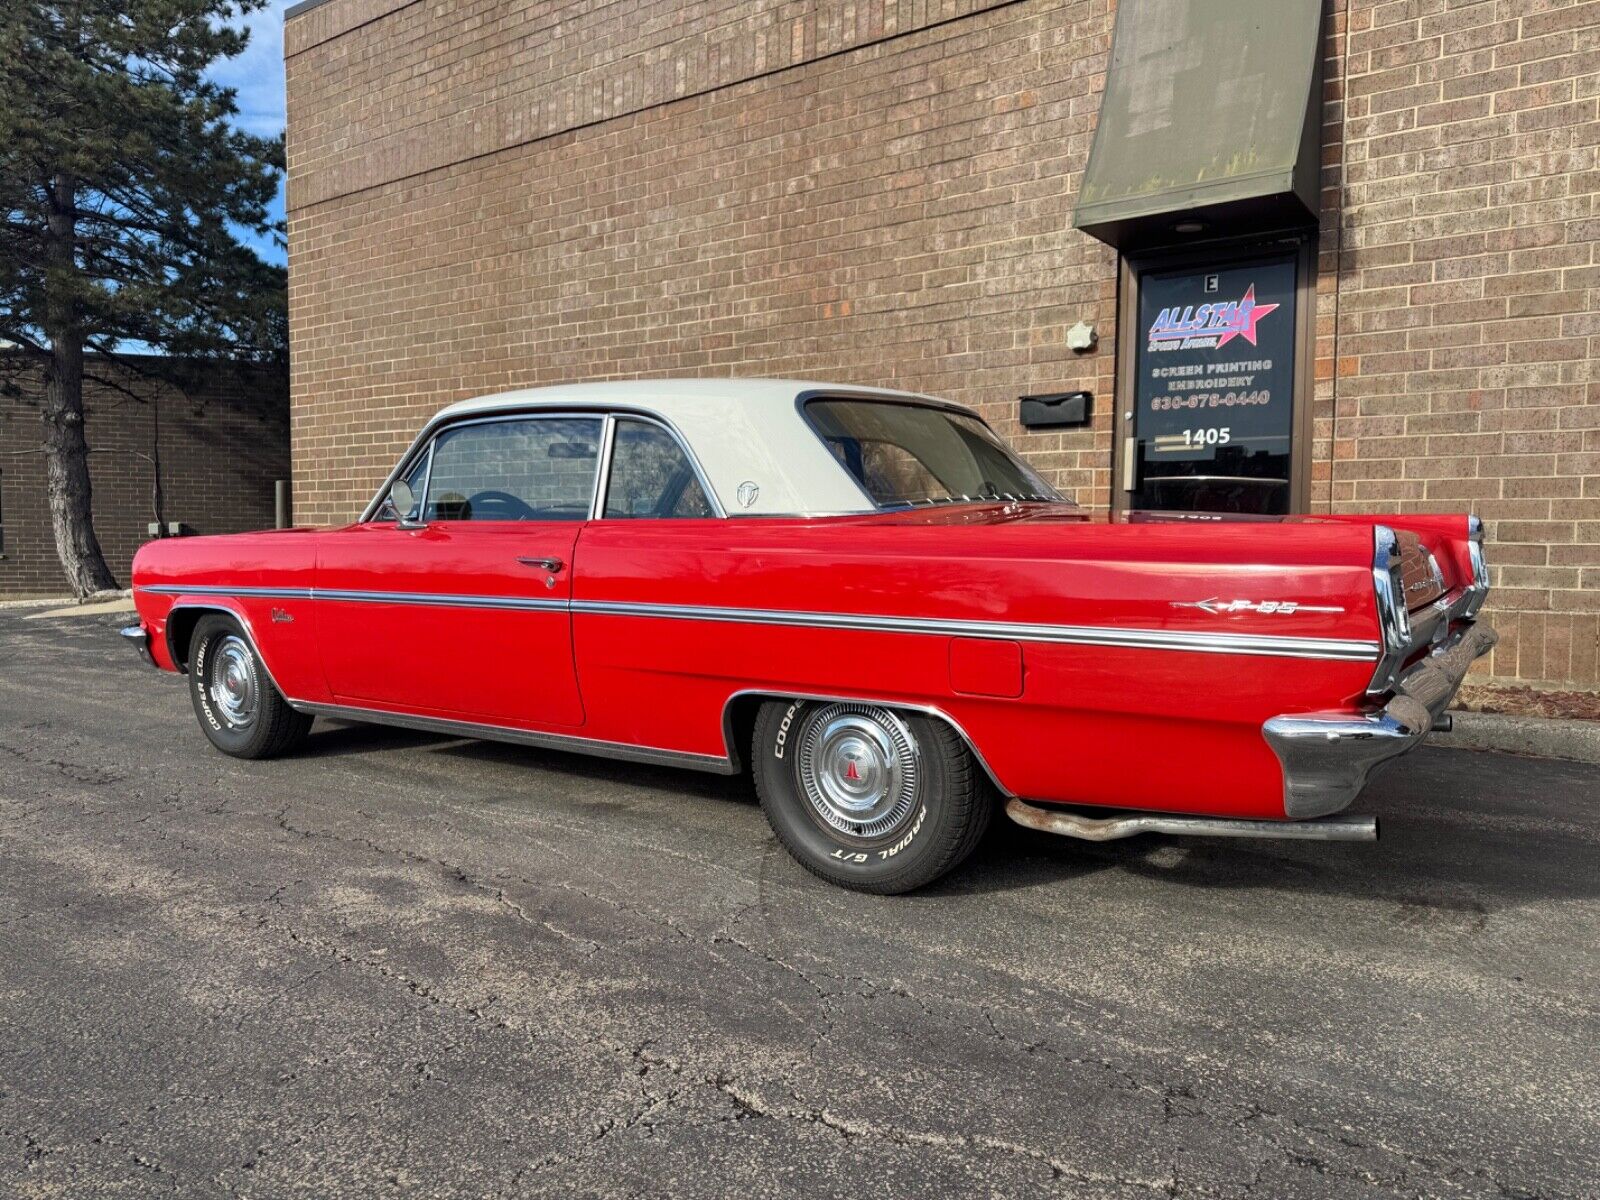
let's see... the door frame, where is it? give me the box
[1111,234,1317,516]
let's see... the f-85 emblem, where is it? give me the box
[1171,598,1345,616]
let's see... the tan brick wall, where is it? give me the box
[1328,0,1600,706]
[285,0,1600,710]
[0,358,290,596]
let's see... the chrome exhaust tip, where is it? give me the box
[1004,798,1378,843]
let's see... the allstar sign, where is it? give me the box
[1146,284,1281,348]
[1216,285,1279,347]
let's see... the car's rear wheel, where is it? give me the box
[751,699,994,893]
[187,614,312,759]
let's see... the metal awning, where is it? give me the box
[1073,0,1325,249]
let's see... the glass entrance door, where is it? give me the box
[1126,253,1299,515]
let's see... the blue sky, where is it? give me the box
[212,1,290,267]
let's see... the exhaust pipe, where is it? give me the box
[1005,797,1378,843]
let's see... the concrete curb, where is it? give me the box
[1433,710,1600,765]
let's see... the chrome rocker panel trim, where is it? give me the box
[289,700,739,775]
[1265,620,1498,819]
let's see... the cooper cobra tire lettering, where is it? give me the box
[829,849,867,864]
[193,636,223,731]
[773,701,801,760]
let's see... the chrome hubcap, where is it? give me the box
[796,703,920,840]
[209,636,258,729]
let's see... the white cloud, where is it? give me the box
[210,2,289,266]
[211,1,288,140]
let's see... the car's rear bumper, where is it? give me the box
[120,624,156,668]
[1263,620,1498,819]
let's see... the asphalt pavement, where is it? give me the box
[1,607,1597,1199]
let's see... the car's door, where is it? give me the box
[316,413,604,727]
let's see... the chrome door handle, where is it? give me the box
[517,556,565,572]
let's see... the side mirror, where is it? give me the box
[389,480,426,529]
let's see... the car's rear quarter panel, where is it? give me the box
[572,514,1382,819]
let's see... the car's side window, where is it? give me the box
[424,416,603,522]
[603,418,714,519]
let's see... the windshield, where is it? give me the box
[804,398,1063,509]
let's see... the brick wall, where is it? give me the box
[0,357,290,596]
[285,0,1600,710]
[285,0,1119,529]
[1326,0,1600,709]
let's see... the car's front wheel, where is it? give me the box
[187,614,312,759]
[752,699,994,893]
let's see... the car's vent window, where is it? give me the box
[603,419,713,519]
[424,417,602,521]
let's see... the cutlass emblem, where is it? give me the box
[1172,598,1345,615]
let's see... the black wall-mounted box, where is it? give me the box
[1019,391,1092,430]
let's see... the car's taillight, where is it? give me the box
[1367,525,1412,696]
[1463,515,1489,619]
[1372,525,1411,650]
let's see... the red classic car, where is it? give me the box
[125,380,1494,892]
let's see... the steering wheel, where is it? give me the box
[466,490,538,521]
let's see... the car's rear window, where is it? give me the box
[803,398,1060,508]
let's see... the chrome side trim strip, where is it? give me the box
[137,586,1381,660]
[140,584,313,600]
[314,589,568,612]
[574,599,1381,661]
[138,584,565,612]
[289,701,738,775]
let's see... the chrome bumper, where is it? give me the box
[120,624,155,667]
[1263,620,1498,819]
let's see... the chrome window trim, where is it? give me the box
[137,584,1381,661]
[597,411,728,520]
[793,388,1068,512]
[286,700,738,775]
[589,414,618,521]
[361,404,724,523]
[414,411,607,523]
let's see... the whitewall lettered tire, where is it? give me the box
[187,614,312,759]
[752,699,994,893]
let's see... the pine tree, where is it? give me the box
[0,0,285,595]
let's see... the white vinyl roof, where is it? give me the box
[415,378,969,517]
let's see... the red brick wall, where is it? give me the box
[285,0,1600,709]
[0,357,290,596]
